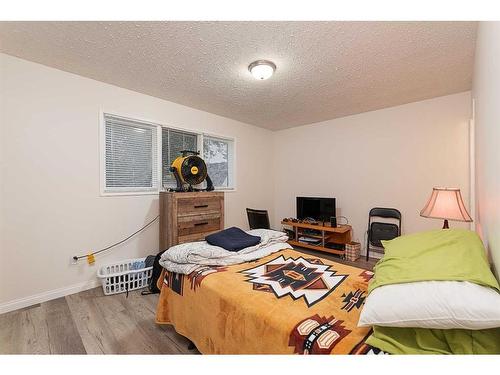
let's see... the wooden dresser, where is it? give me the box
[159,191,224,249]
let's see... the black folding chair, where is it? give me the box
[246,208,270,230]
[366,207,402,260]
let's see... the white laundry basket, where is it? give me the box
[97,257,153,295]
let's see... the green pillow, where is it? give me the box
[368,229,499,293]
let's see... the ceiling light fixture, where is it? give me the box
[248,60,276,80]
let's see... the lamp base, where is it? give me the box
[442,219,449,229]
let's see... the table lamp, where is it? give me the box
[420,187,472,229]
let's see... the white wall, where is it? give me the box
[0,52,475,312]
[0,53,275,310]
[273,92,472,250]
[472,22,500,278]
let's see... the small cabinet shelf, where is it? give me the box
[281,220,352,256]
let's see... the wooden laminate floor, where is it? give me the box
[0,250,376,354]
[0,288,197,354]
[295,247,378,270]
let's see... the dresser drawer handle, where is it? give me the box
[194,204,209,208]
[194,222,209,226]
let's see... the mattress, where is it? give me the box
[155,248,384,354]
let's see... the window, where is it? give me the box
[101,113,235,194]
[102,114,159,194]
[162,128,198,188]
[203,135,235,189]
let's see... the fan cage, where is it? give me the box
[181,155,208,185]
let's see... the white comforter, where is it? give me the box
[159,228,292,274]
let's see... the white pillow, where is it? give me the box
[358,281,500,330]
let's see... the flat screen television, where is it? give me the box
[296,196,336,222]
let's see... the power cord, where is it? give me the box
[72,215,159,263]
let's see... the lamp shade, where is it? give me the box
[420,187,472,222]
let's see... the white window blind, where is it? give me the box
[162,128,198,187]
[203,135,234,189]
[103,114,159,193]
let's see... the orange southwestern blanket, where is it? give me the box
[155,248,381,354]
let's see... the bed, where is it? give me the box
[155,247,385,354]
[155,228,500,354]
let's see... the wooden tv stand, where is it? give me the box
[281,220,352,256]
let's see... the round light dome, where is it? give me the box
[248,60,276,80]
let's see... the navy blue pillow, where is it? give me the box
[205,226,261,252]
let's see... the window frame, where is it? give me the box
[201,132,237,191]
[99,111,162,196]
[99,111,236,196]
[161,127,200,189]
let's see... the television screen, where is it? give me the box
[296,197,336,222]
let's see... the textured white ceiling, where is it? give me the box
[0,21,476,130]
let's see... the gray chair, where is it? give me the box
[366,207,402,260]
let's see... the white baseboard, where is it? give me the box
[0,279,101,315]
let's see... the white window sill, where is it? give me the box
[158,188,236,193]
[100,190,160,197]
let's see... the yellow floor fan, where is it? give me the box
[170,150,214,192]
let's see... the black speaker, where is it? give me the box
[330,216,337,228]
